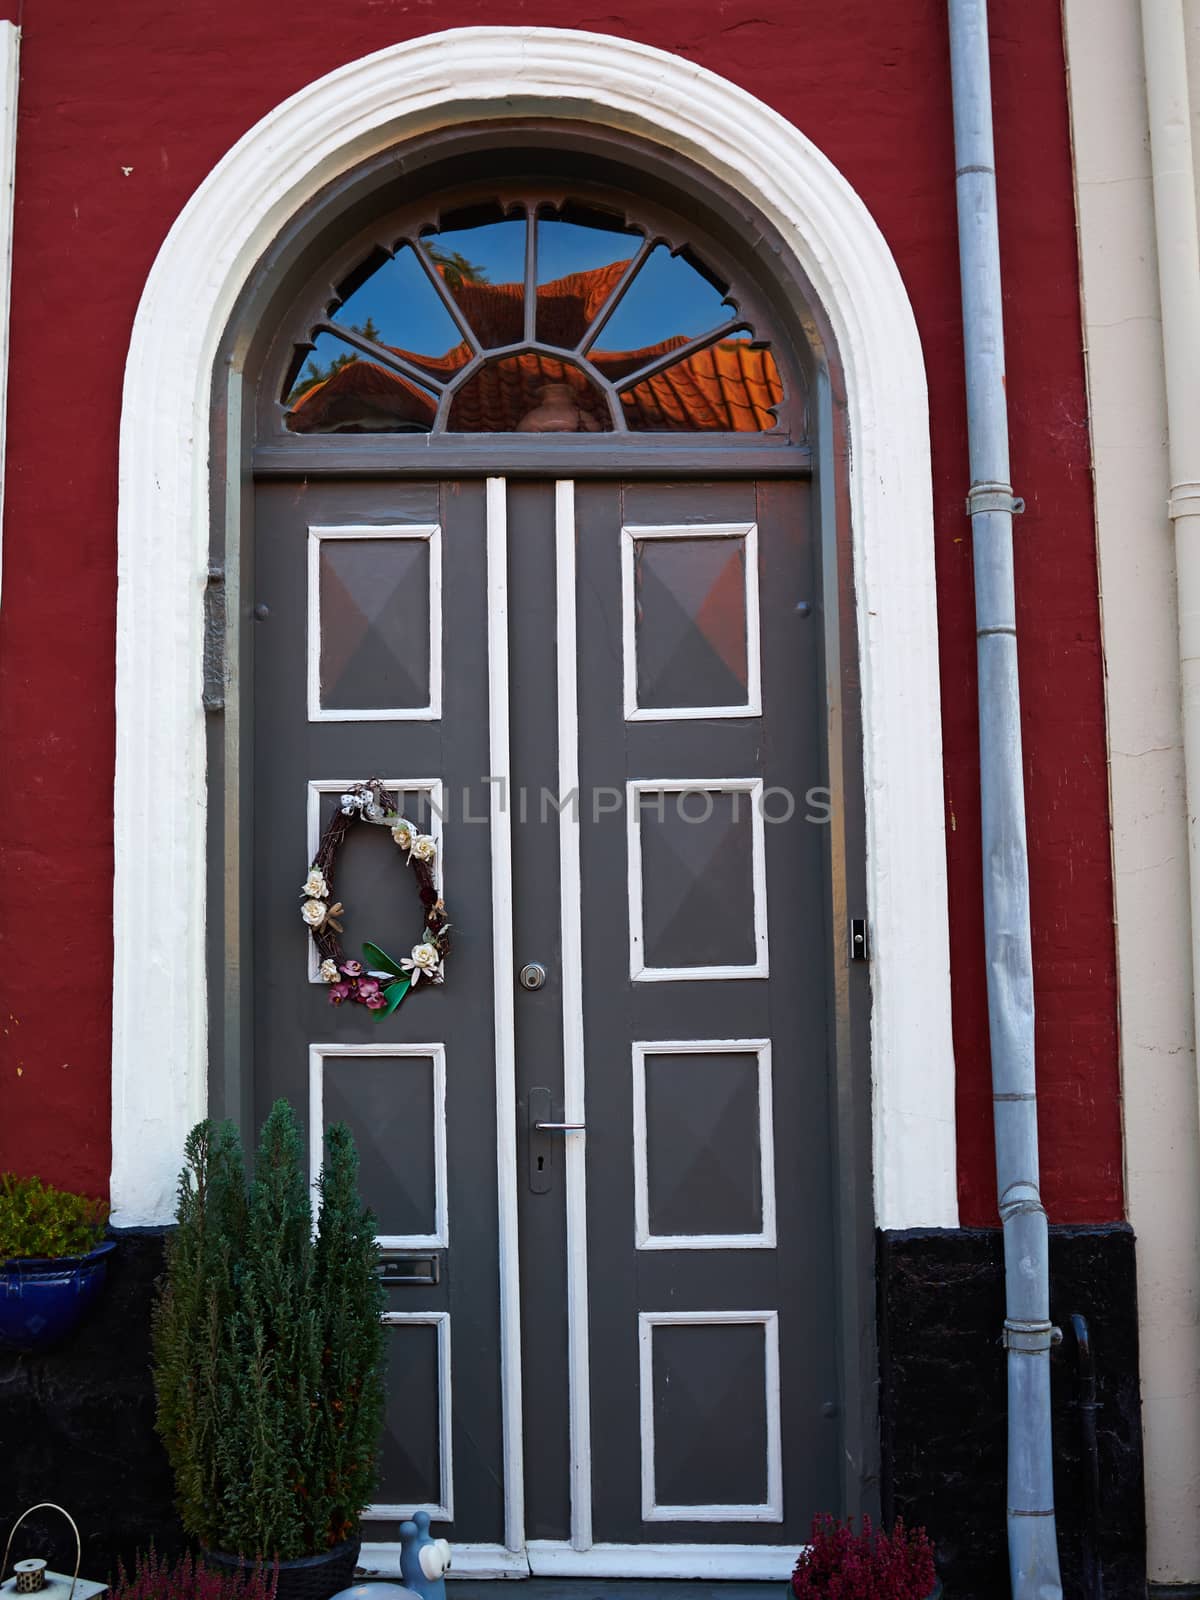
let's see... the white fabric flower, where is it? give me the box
[409,833,437,863]
[400,942,442,983]
[319,959,340,984]
[391,818,416,850]
[302,868,328,899]
[301,898,327,928]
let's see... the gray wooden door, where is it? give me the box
[252,474,837,1575]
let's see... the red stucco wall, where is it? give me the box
[0,0,1120,1225]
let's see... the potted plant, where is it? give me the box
[0,1174,114,1351]
[790,1514,940,1600]
[153,1101,385,1600]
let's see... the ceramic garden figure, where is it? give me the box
[398,1513,451,1600]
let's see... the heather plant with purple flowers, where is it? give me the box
[791,1515,937,1600]
[111,1550,277,1600]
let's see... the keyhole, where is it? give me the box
[537,1155,545,1172]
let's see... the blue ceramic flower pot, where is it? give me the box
[0,1239,116,1352]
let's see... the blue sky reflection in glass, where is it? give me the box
[421,218,527,347]
[536,216,642,345]
[330,244,463,362]
[593,244,733,358]
[536,218,640,284]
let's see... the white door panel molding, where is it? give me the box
[368,1311,454,1522]
[308,1042,449,1250]
[112,25,956,1231]
[485,476,525,1555]
[306,522,443,723]
[554,479,594,1550]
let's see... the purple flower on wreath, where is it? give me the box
[340,960,364,978]
[356,977,381,1001]
[328,982,353,1005]
[362,990,388,1012]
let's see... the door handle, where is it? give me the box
[528,1092,585,1195]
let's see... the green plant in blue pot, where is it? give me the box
[0,1174,114,1351]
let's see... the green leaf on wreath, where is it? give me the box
[375,977,411,1020]
[363,940,405,977]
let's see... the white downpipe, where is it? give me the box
[1141,0,1200,1110]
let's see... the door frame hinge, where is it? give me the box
[202,564,226,711]
[850,917,869,963]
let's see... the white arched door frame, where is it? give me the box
[111,25,957,1232]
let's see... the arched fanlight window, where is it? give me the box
[279,199,787,435]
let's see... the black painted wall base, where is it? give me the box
[878,1224,1146,1600]
[0,1230,183,1583]
[2,1223,1146,1597]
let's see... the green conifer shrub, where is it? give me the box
[153,1102,385,1560]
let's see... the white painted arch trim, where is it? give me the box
[111,25,957,1231]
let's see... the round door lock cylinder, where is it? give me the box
[518,962,547,991]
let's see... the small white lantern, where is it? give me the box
[1,1505,107,1600]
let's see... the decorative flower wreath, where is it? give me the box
[301,778,450,1019]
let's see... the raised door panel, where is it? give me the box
[252,479,504,1546]
[574,478,837,1545]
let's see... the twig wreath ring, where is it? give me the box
[302,778,450,1019]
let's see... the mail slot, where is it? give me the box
[378,1250,440,1286]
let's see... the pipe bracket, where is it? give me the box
[1168,480,1200,521]
[1003,1318,1060,1354]
[966,481,1025,517]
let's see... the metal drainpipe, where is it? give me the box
[947,5,1064,1598]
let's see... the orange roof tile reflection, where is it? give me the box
[621,339,781,432]
[450,354,610,432]
[442,258,632,348]
[288,263,783,434]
